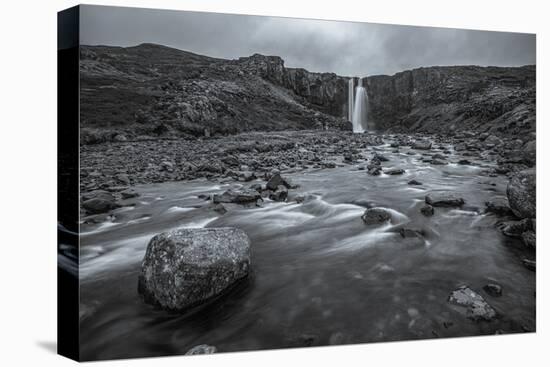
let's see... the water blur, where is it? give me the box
[79,142,535,360]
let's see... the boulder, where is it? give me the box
[507,168,536,219]
[483,283,503,297]
[362,208,392,225]
[82,195,119,214]
[448,286,497,321]
[420,204,434,216]
[213,189,261,204]
[497,218,532,238]
[408,179,422,185]
[120,188,139,199]
[413,140,432,150]
[266,173,292,191]
[425,192,465,207]
[484,198,512,216]
[384,168,405,175]
[138,227,251,311]
[269,185,288,202]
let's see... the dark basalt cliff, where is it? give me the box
[365,65,535,135]
[79,43,535,144]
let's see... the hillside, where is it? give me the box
[79,43,535,143]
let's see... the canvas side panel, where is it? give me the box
[57,5,80,362]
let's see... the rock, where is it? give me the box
[269,185,288,202]
[237,171,256,182]
[484,135,503,146]
[384,168,405,175]
[185,344,217,355]
[374,153,389,162]
[115,173,130,185]
[484,198,512,216]
[408,179,422,185]
[507,168,536,219]
[457,159,471,165]
[138,227,251,311]
[362,208,391,225]
[413,140,432,150]
[399,228,424,238]
[522,230,536,248]
[497,218,532,237]
[160,160,174,172]
[213,189,261,204]
[120,188,139,199]
[483,283,503,297]
[430,158,448,165]
[522,259,536,271]
[82,195,119,214]
[367,165,382,176]
[420,204,434,216]
[448,286,497,321]
[266,173,292,191]
[425,192,465,207]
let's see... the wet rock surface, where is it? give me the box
[448,286,497,321]
[138,227,251,311]
[361,208,392,225]
[425,192,465,207]
[507,168,536,219]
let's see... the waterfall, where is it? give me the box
[351,78,367,133]
[348,79,354,122]
[348,78,367,133]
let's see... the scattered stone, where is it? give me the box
[507,168,536,219]
[430,158,448,165]
[425,192,465,207]
[420,204,434,216]
[82,196,119,214]
[266,173,292,190]
[213,189,262,204]
[484,198,512,216]
[269,185,288,202]
[448,286,497,321]
[362,208,392,225]
[457,159,471,165]
[138,227,251,311]
[483,283,503,297]
[497,218,532,237]
[384,168,405,175]
[374,153,389,162]
[120,188,139,199]
[185,344,217,355]
[408,179,422,185]
[413,140,432,150]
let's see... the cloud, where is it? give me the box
[80,5,535,76]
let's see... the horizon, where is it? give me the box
[79,5,536,76]
[80,41,536,79]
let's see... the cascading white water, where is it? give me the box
[352,78,367,133]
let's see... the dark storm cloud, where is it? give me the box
[80,5,535,76]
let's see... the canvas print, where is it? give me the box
[57,5,536,361]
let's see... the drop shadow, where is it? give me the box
[36,340,57,354]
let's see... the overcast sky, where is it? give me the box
[80,5,536,77]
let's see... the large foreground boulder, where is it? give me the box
[138,227,251,311]
[507,168,536,219]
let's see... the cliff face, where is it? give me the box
[79,43,535,144]
[365,65,536,135]
[236,54,349,117]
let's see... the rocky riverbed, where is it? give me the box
[76,130,536,360]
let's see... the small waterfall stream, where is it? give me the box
[352,79,367,133]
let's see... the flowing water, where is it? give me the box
[352,79,367,133]
[78,141,535,360]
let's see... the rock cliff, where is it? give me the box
[79,43,535,143]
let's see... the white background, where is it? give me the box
[0,0,548,365]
